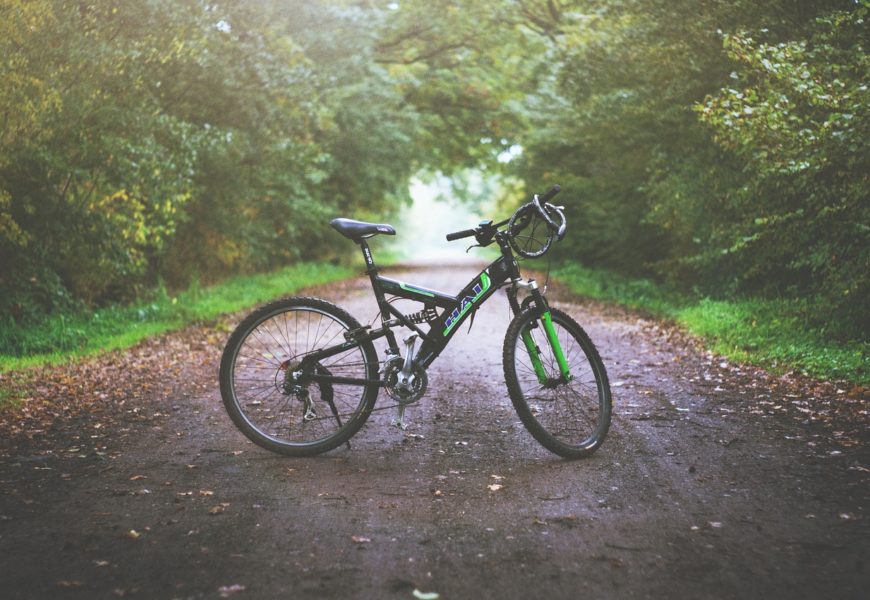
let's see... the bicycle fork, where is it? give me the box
[521,312,572,384]
[513,279,572,385]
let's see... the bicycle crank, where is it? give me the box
[381,354,428,430]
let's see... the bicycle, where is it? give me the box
[219,185,612,458]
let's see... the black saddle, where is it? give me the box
[330,218,396,242]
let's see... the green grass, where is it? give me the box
[0,262,354,373]
[554,263,869,385]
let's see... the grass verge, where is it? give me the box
[553,263,869,385]
[0,262,353,374]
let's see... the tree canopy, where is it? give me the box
[1,0,866,336]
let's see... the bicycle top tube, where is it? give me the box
[377,277,457,309]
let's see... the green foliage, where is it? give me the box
[555,263,869,384]
[696,3,870,330]
[0,262,352,372]
[0,0,544,325]
[507,0,866,339]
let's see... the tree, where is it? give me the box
[698,3,869,330]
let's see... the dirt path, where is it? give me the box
[1,264,867,599]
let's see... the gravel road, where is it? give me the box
[1,263,867,599]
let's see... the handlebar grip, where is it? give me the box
[446,228,476,242]
[539,184,561,203]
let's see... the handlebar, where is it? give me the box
[445,228,476,242]
[533,185,562,231]
[538,184,561,204]
[445,184,566,255]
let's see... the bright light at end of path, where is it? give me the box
[389,177,492,266]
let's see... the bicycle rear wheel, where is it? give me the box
[503,307,611,458]
[219,297,379,456]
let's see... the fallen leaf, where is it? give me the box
[129,475,147,481]
[199,490,214,496]
[351,536,371,543]
[218,584,246,597]
[208,505,227,515]
[487,484,503,492]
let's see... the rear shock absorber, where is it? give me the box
[407,306,439,324]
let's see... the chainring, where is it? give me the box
[382,357,428,405]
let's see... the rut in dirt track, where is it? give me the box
[0,262,867,599]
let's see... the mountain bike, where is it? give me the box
[219,185,612,458]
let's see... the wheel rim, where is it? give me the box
[513,315,606,449]
[229,306,373,447]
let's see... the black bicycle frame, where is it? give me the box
[298,232,536,386]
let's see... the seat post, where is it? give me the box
[358,239,377,275]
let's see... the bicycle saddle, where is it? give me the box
[330,218,396,242]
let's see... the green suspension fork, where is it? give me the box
[542,311,572,380]
[513,278,572,384]
[520,310,572,384]
[520,328,548,383]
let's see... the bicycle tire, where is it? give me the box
[219,297,379,456]
[503,306,611,458]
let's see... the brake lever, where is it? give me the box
[539,202,567,241]
[546,204,567,241]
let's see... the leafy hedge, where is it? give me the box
[512,0,868,340]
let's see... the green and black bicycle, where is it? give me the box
[219,185,612,458]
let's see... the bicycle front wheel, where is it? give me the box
[219,297,379,456]
[503,306,611,458]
